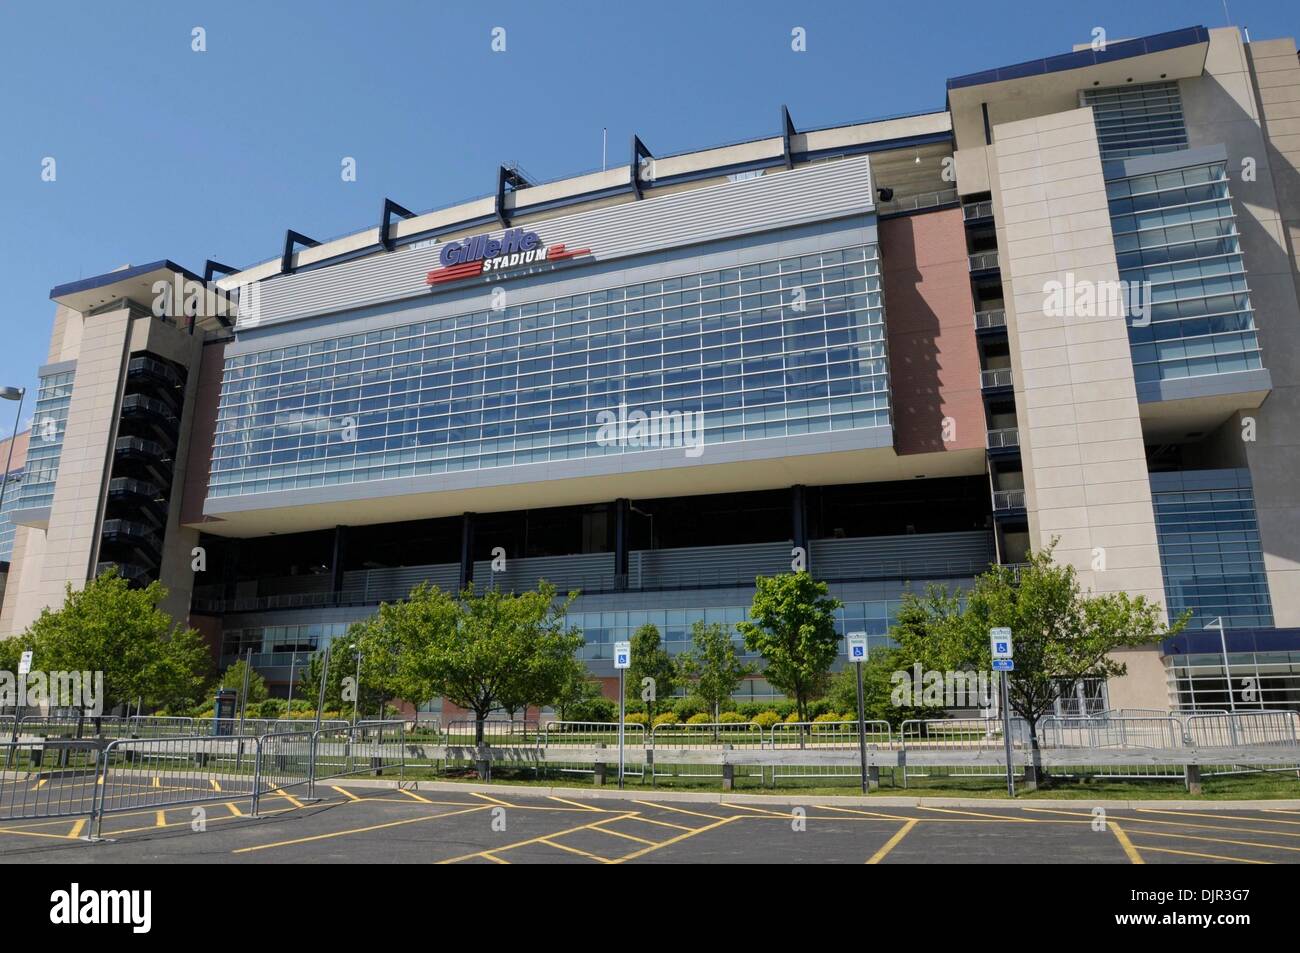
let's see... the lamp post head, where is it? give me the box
[0,386,23,401]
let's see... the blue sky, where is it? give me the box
[0,0,1294,438]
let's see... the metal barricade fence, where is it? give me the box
[253,732,318,813]
[309,722,405,797]
[89,735,259,839]
[1038,715,1184,750]
[1,739,104,820]
[1185,710,1300,748]
[444,719,540,746]
[126,716,195,737]
[541,721,647,780]
[900,717,1029,783]
[767,720,893,783]
[768,720,893,749]
[650,721,765,785]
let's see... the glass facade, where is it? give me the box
[1151,471,1274,630]
[210,244,889,497]
[1083,81,1188,160]
[1106,162,1263,385]
[219,597,907,673]
[16,370,75,511]
[1167,652,1300,713]
[0,468,22,561]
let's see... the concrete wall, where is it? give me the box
[879,208,985,455]
[1240,35,1300,626]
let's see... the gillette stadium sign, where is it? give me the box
[426,228,591,286]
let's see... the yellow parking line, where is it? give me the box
[621,815,693,832]
[1132,845,1273,864]
[815,804,917,821]
[1136,807,1300,827]
[210,779,221,792]
[275,789,304,809]
[331,786,361,801]
[155,810,166,828]
[439,812,641,864]
[631,800,725,821]
[539,837,614,863]
[1026,807,1300,840]
[918,806,1035,822]
[34,778,47,790]
[481,851,508,864]
[1110,821,1143,864]
[589,824,658,846]
[226,802,243,817]
[610,815,741,863]
[548,796,604,812]
[469,791,515,807]
[1128,828,1300,855]
[151,777,160,788]
[0,826,79,841]
[720,802,790,818]
[67,819,86,839]
[866,819,918,864]
[237,804,491,854]
[397,788,432,804]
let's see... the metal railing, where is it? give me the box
[650,721,766,750]
[968,250,1000,271]
[878,188,959,215]
[1039,715,1183,749]
[769,720,893,749]
[974,307,1007,330]
[986,427,1020,450]
[981,367,1014,389]
[1184,710,1300,748]
[963,199,994,220]
[444,720,541,747]
[992,489,1026,510]
[308,721,405,797]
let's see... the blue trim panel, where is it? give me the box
[947,26,1209,90]
[1163,628,1300,657]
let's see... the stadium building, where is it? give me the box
[3,24,1300,716]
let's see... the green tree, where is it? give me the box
[826,646,947,730]
[553,665,609,723]
[895,544,1188,780]
[19,569,210,713]
[738,572,842,723]
[676,621,755,722]
[217,658,268,712]
[381,582,582,742]
[626,623,677,721]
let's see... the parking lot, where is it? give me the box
[2,782,1299,864]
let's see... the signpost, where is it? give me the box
[613,640,631,790]
[847,633,870,793]
[990,627,1015,797]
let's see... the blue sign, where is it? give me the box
[992,659,1015,672]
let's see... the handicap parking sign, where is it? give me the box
[847,633,867,662]
[613,640,631,670]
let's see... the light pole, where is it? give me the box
[351,642,362,725]
[1204,616,1236,712]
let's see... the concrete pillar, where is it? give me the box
[459,513,476,591]
[1185,763,1202,795]
[866,764,880,791]
[614,498,629,591]
[593,761,606,786]
[721,763,734,791]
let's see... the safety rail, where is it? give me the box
[1039,714,1183,749]
[769,720,894,749]
[650,721,766,750]
[542,721,647,748]
[1184,710,1300,748]
[444,720,540,747]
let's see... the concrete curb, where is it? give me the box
[324,776,1300,811]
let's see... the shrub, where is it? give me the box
[258,698,287,718]
[672,695,709,720]
[750,710,782,729]
[735,702,767,719]
[624,712,649,727]
[784,711,802,724]
[773,700,798,718]
[718,711,745,724]
[685,712,711,725]
[807,698,836,720]
[567,696,618,723]
[652,712,679,727]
